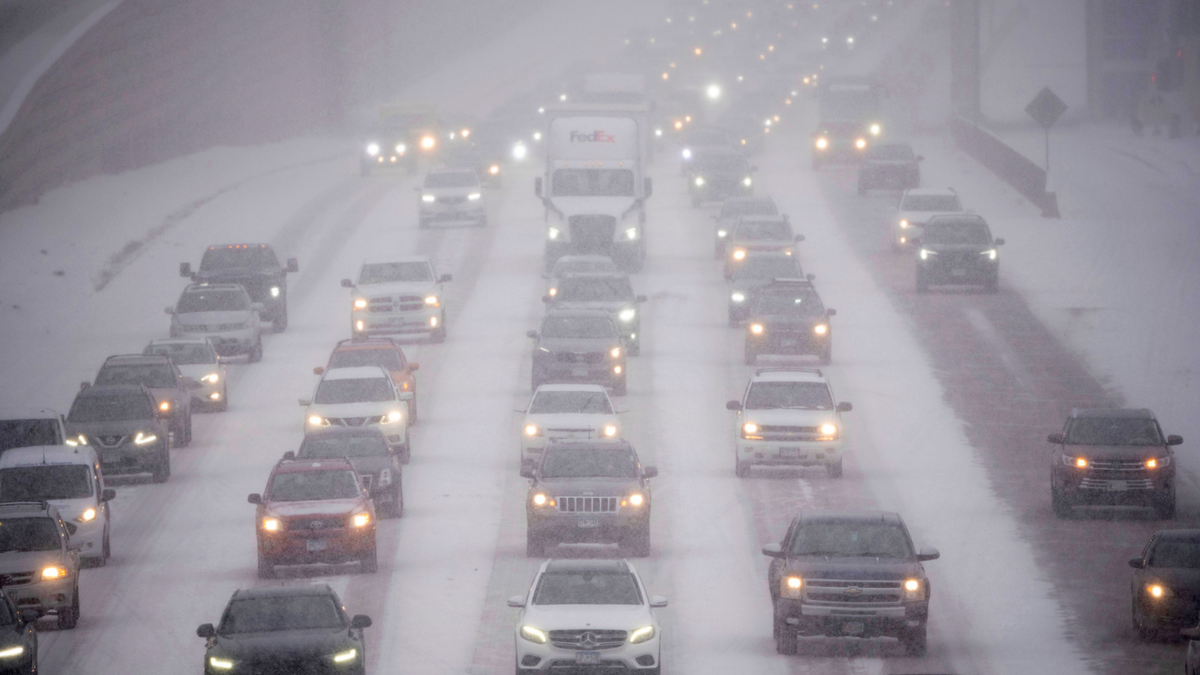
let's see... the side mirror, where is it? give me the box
[80,382,90,391]
[649,595,668,608]
[179,262,192,278]
[726,400,743,411]
[534,177,543,197]
[826,308,837,317]
[18,609,38,625]
[101,488,116,502]
[438,273,453,283]
[314,366,325,375]
[994,238,1006,246]
[350,615,373,630]
[837,402,853,412]
[519,465,534,479]
[636,295,647,303]
[340,279,354,288]
[164,306,175,315]
[247,493,262,505]
[507,595,526,608]
[761,543,784,558]
[1047,433,1064,444]
[806,273,816,282]
[643,176,653,197]
[286,258,299,273]
[283,451,295,460]
[526,330,539,339]
[642,466,658,479]
[917,546,940,561]
[1168,435,1184,446]
[197,623,216,639]
[795,234,805,242]
[542,295,553,304]
[299,398,312,407]
[1128,558,1146,569]
[407,362,420,372]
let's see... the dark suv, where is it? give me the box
[914,215,1004,293]
[528,309,628,395]
[294,427,403,518]
[198,585,371,675]
[521,440,656,558]
[689,149,755,206]
[762,510,939,656]
[88,354,196,447]
[744,279,835,365]
[1049,408,1182,518]
[1129,528,1200,639]
[181,243,298,332]
[64,384,171,482]
[0,592,38,674]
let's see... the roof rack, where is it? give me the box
[754,366,823,377]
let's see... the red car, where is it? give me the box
[248,457,377,579]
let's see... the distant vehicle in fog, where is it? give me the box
[65,384,170,483]
[166,283,266,363]
[528,309,628,396]
[689,149,755,207]
[417,168,487,228]
[542,273,647,356]
[299,366,409,462]
[517,384,620,471]
[857,142,921,194]
[144,338,228,412]
[712,196,779,259]
[343,257,452,343]
[812,77,886,168]
[743,279,835,365]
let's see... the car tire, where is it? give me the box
[409,399,418,425]
[744,346,757,366]
[392,484,404,518]
[360,546,378,574]
[430,313,447,343]
[1154,487,1177,520]
[612,376,627,397]
[215,386,229,412]
[257,555,276,579]
[273,306,288,332]
[1051,483,1071,518]
[827,458,843,478]
[182,412,193,447]
[151,449,170,483]
[526,533,545,558]
[735,454,749,478]
[102,525,111,562]
[774,615,797,655]
[58,585,80,629]
[248,338,263,363]
[622,526,651,558]
[900,624,927,656]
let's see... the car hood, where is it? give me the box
[922,243,993,254]
[265,498,364,518]
[729,278,774,293]
[730,238,792,249]
[1061,444,1169,461]
[784,556,924,580]
[174,310,254,326]
[65,419,160,437]
[176,363,220,380]
[0,551,64,573]
[550,196,636,220]
[46,499,97,522]
[525,413,616,431]
[537,337,622,353]
[212,627,353,660]
[1140,567,1200,590]
[533,477,638,494]
[552,300,629,314]
[307,402,399,418]
[740,408,838,426]
[355,281,436,297]
[695,168,749,179]
[865,159,915,167]
[521,603,654,631]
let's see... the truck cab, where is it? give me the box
[811,77,886,168]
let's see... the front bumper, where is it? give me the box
[1136,592,1198,630]
[420,199,485,222]
[691,181,753,202]
[812,140,869,164]
[1054,466,1173,506]
[736,438,843,467]
[3,577,74,617]
[258,527,375,566]
[776,597,927,639]
[95,440,167,476]
[533,359,625,387]
[527,509,649,545]
[192,379,223,406]
[515,630,660,673]
[917,258,998,285]
[352,307,440,336]
[745,330,830,357]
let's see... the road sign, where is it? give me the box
[1025,87,1067,130]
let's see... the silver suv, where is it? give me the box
[0,502,82,629]
[167,283,264,362]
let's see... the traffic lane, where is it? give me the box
[816,159,1189,672]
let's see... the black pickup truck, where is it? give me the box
[181,244,297,332]
[763,510,939,656]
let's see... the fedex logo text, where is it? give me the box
[569,130,616,143]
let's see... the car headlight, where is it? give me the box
[308,415,326,427]
[732,249,746,260]
[981,249,997,260]
[782,575,803,598]
[521,625,548,643]
[548,287,557,297]
[870,123,881,136]
[904,578,922,597]
[0,646,24,659]
[78,508,96,522]
[819,423,838,439]
[919,248,936,260]
[352,513,370,528]
[629,625,655,643]
[749,323,764,335]
[899,219,909,229]
[209,656,234,670]
[610,347,622,358]
[625,227,638,240]
[270,286,280,298]
[420,135,436,150]
[1064,455,1088,468]
[603,424,618,437]
[525,424,541,437]
[425,295,440,306]
[717,229,727,238]
[383,410,403,424]
[489,164,500,175]
[41,565,68,580]
[682,148,693,159]
[396,143,407,155]
[532,493,548,506]
[202,372,220,383]
[742,422,761,439]
[743,177,752,186]
[512,143,528,161]
[74,435,88,446]
[354,298,368,309]
[815,137,828,150]
[159,401,170,412]
[332,648,357,663]
[134,432,157,445]
[618,308,636,322]
[813,324,828,335]
[421,194,436,203]
[731,292,745,303]
[1147,456,1171,469]
[548,227,560,240]
[855,138,867,149]
[1148,584,1167,598]
[468,192,482,201]
[627,493,644,506]
[694,176,705,187]
[262,517,280,532]
[365,143,380,156]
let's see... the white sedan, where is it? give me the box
[518,384,620,469]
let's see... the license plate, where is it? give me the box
[781,448,801,458]
[306,539,327,552]
[951,268,967,277]
[576,652,601,664]
[842,621,865,636]
[571,367,589,377]
[1105,481,1129,492]
[577,518,600,528]
[780,338,798,347]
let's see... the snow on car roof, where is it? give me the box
[1070,408,1155,419]
[321,366,391,381]
[0,408,60,421]
[544,558,631,573]
[750,368,827,383]
[0,445,96,468]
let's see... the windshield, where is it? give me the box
[902,195,960,212]
[1149,539,1200,568]
[268,470,360,501]
[533,571,643,605]
[529,391,613,414]
[789,522,913,558]
[734,221,792,240]
[556,277,633,303]
[328,350,403,371]
[695,155,747,172]
[1065,417,1164,446]
[145,342,216,365]
[314,378,394,405]
[540,447,638,478]
[541,315,617,339]
[425,171,478,188]
[720,199,777,218]
[752,290,825,316]
[298,434,389,459]
[359,262,432,284]
[552,258,617,277]
[95,364,177,389]
[219,595,345,634]
[68,394,153,423]
[552,169,635,197]
[745,382,833,410]
[0,466,93,501]
[732,257,800,281]
[0,419,60,453]
[922,221,991,245]
[0,517,61,553]
[869,144,914,160]
[177,290,249,313]
[200,247,277,271]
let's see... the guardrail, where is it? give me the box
[949,116,1059,218]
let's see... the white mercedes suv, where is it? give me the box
[726,367,853,478]
[508,559,666,675]
[343,257,452,342]
[518,384,620,470]
[300,366,410,461]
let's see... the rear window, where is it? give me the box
[220,595,345,635]
[145,342,217,365]
[789,522,913,558]
[0,419,61,453]
[200,247,278,271]
[178,290,249,313]
[268,470,360,501]
[328,350,403,371]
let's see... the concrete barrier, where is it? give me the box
[949,116,1060,218]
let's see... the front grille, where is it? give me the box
[328,417,375,427]
[1088,459,1151,472]
[549,629,628,650]
[368,297,393,313]
[546,427,593,434]
[397,295,424,312]
[0,572,36,587]
[546,661,627,673]
[285,517,345,532]
[1080,477,1155,491]
[557,496,618,513]
[95,435,127,448]
[437,196,465,205]
[758,425,822,441]
[569,215,616,253]
[555,352,604,364]
[804,579,903,607]
[216,322,248,331]
[247,658,332,675]
[368,296,424,313]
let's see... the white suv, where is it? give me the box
[726,367,853,478]
[300,366,410,461]
[892,188,964,249]
[508,559,666,675]
[417,168,486,228]
[342,257,452,342]
[166,283,264,362]
[518,384,620,470]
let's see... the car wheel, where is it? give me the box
[1051,483,1071,518]
[102,525,111,561]
[360,546,378,574]
[900,623,927,656]
[774,615,797,655]
[257,555,276,579]
[1154,487,1177,520]
[248,338,263,363]
[744,346,757,366]
[827,458,843,478]
[58,585,80,629]
[430,313,447,343]
[612,376,627,397]
[183,412,193,446]
[393,484,404,518]
[622,526,651,558]
[151,450,170,483]
[273,306,288,332]
[526,533,545,558]
[735,454,749,478]
[916,270,930,294]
